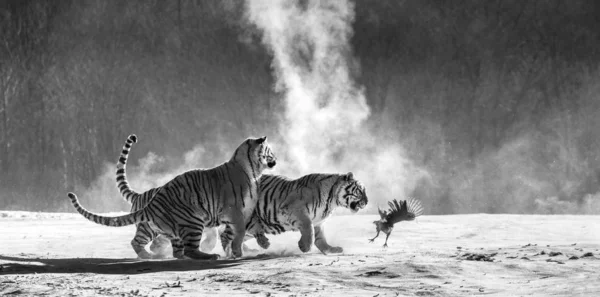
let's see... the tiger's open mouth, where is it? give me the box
[350,200,366,213]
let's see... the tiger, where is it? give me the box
[67,135,277,260]
[213,172,369,255]
[114,136,367,256]
[115,134,226,258]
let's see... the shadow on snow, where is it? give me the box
[0,254,280,275]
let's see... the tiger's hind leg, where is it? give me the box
[130,223,159,259]
[181,225,220,260]
[170,237,185,259]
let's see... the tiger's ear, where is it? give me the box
[345,172,354,181]
[257,136,267,144]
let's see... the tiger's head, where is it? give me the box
[338,172,368,213]
[232,136,277,174]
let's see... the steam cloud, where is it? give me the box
[76,0,426,216]
[246,0,369,172]
[245,0,427,212]
[73,4,425,258]
[74,144,223,212]
[75,1,600,218]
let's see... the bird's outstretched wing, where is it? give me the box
[378,207,388,220]
[386,198,424,225]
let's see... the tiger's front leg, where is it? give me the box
[130,223,158,259]
[220,225,233,257]
[181,225,220,260]
[290,212,314,253]
[222,207,246,259]
[220,226,259,256]
[314,224,343,254]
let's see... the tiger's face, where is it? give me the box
[339,172,368,213]
[255,136,277,170]
[232,136,277,173]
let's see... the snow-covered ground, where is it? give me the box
[1,211,599,296]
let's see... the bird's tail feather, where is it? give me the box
[406,198,424,217]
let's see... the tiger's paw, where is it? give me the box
[173,250,185,259]
[231,244,243,259]
[327,246,343,254]
[298,239,312,253]
[255,234,270,250]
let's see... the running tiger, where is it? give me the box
[215,172,369,255]
[67,135,276,260]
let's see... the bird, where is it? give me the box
[368,198,424,248]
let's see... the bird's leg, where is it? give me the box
[368,231,380,243]
[383,232,391,248]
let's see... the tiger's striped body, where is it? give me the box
[68,136,276,260]
[218,172,368,254]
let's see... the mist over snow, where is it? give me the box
[244,0,427,212]
[3,1,600,215]
[76,0,427,214]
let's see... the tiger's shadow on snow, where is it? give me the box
[0,254,278,275]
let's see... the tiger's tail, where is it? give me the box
[115,134,141,204]
[67,192,148,227]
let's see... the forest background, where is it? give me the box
[1,0,599,215]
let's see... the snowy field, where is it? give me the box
[0,212,599,296]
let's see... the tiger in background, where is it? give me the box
[67,135,277,260]
[214,172,369,255]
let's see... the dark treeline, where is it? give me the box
[1,0,599,214]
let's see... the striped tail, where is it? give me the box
[116,134,140,203]
[67,192,147,227]
[406,198,424,217]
